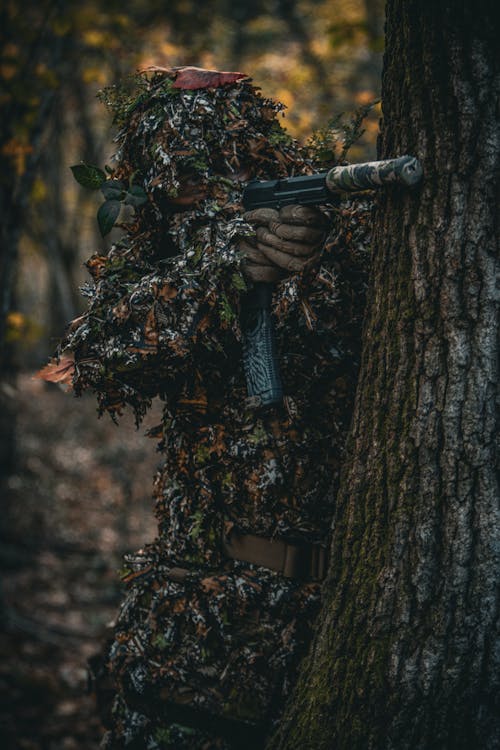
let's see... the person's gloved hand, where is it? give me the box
[240,205,328,283]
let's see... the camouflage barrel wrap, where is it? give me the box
[326,155,422,193]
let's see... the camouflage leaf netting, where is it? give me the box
[60,70,372,748]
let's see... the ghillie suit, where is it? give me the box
[58,68,372,748]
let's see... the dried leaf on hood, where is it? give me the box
[36,356,75,385]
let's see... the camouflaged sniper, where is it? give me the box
[59,68,372,748]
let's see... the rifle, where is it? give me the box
[240,155,422,408]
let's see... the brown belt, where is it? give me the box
[155,535,329,584]
[222,530,328,581]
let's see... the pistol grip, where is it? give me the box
[240,282,283,408]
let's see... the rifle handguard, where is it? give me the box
[240,282,283,409]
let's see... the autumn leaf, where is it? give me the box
[196,314,210,333]
[200,576,224,593]
[85,254,108,280]
[112,299,130,322]
[170,66,248,90]
[121,565,153,583]
[157,283,178,301]
[144,307,159,349]
[301,298,318,330]
[177,392,208,413]
[211,424,226,456]
[35,355,75,385]
[145,424,163,439]
[66,314,86,333]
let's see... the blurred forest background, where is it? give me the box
[1,1,384,747]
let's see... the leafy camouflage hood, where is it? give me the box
[51,68,318,419]
[100,67,313,254]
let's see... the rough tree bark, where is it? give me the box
[269,1,499,749]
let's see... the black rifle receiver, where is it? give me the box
[242,172,331,211]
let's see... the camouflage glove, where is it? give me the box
[240,205,329,283]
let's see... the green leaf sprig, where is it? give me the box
[70,163,148,236]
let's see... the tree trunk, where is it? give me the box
[269,2,499,749]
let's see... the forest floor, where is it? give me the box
[0,373,161,749]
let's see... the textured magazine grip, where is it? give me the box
[240,283,283,408]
